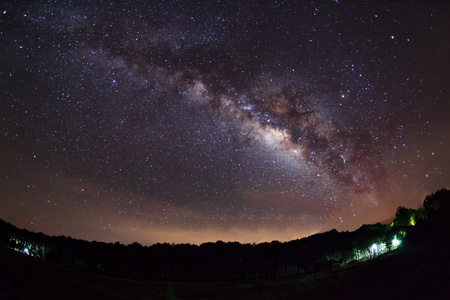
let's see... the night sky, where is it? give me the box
[1,1,449,245]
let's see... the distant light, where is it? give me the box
[392,238,401,247]
[370,244,378,252]
[23,248,29,255]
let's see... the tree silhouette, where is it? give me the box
[424,188,450,219]
[2,188,450,282]
[394,206,417,227]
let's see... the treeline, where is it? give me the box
[1,188,449,282]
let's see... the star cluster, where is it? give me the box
[1,1,449,245]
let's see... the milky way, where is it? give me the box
[1,1,449,245]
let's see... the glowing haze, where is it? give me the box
[1,1,449,245]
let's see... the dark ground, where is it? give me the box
[1,237,449,300]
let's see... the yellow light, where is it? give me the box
[409,216,416,226]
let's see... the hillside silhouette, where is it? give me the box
[1,188,450,299]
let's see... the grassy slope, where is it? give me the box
[1,239,449,300]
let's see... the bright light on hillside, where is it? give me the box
[370,244,378,252]
[392,238,401,247]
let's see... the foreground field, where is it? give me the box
[1,237,449,300]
